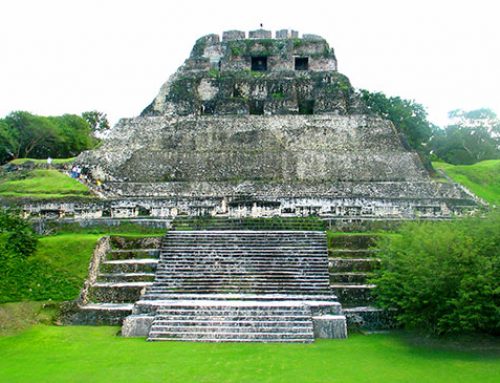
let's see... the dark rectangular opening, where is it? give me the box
[295,57,309,70]
[298,99,314,115]
[249,100,264,115]
[251,56,268,71]
[201,102,215,115]
[232,84,241,98]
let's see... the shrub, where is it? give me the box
[372,212,500,335]
[0,209,38,258]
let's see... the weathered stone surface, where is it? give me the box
[73,29,478,218]
[312,315,348,338]
[122,315,154,337]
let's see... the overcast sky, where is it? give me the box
[1,0,499,127]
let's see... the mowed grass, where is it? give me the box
[9,157,75,165]
[0,326,498,383]
[433,160,500,205]
[0,234,100,303]
[0,169,90,198]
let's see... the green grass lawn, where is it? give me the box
[9,157,75,165]
[0,326,497,383]
[0,234,100,303]
[433,160,500,205]
[0,231,164,303]
[0,169,90,198]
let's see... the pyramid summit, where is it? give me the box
[77,29,476,219]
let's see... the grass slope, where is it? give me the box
[9,158,75,165]
[0,234,100,303]
[0,169,90,198]
[433,160,500,205]
[0,326,498,383]
[0,302,59,336]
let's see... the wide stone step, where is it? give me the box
[157,259,327,266]
[343,306,396,331]
[164,239,325,243]
[154,275,328,282]
[135,295,339,303]
[330,284,375,306]
[150,280,329,287]
[328,249,379,258]
[329,258,380,272]
[328,235,379,250]
[153,318,312,325]
[157,259,327,265]
[147,286,330,292]
[329,272,371,284]
[98,272,156,283]
[107,249,160,260]
[101,259,158,273]
[168,230,324,238]
[147,286,330,293]
[137,294,337,304]
[69,303,133,325]
[155,269,328,275]
[89,282,152,303]
[145,289,330,296]
[150,326,313,334]
[159,250,326,259]
[110,236,161,250]
[148,334,313,342]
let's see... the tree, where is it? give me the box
[0,121,16,164]
[430,108,500,165]
[359,90,434,153]
[48,114,98,157]
[3,111,58,159]
[81,110,110,136]
[0,111,98,164]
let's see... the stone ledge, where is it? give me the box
[312,315,347,339]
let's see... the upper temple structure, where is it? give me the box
[76,29,478,219]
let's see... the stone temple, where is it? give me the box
[77,28,476,220]
[66,29,478,342]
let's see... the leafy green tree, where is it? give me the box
[372,212,500,335]
[3,111,58,159]
[430,108,500,165]
[0,111,98,164]
[359,90,434,153]
[0,121,16,164]
[48,114,98,157]
[81,110,110,135]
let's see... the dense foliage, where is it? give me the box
[81,110,110,135]
[359,89,434,153]
[372,212,500,335]
[430,108,500,165]
[0,209,38,258]
[0,111,99,165]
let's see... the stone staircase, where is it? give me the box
[328,234,394,330]
[329,234,379,307]
[145,231,331,297]
[123,231,346,342]
[65,236,160,325]
[148,302,315,342]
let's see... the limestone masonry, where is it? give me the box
[76,29,477,219]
